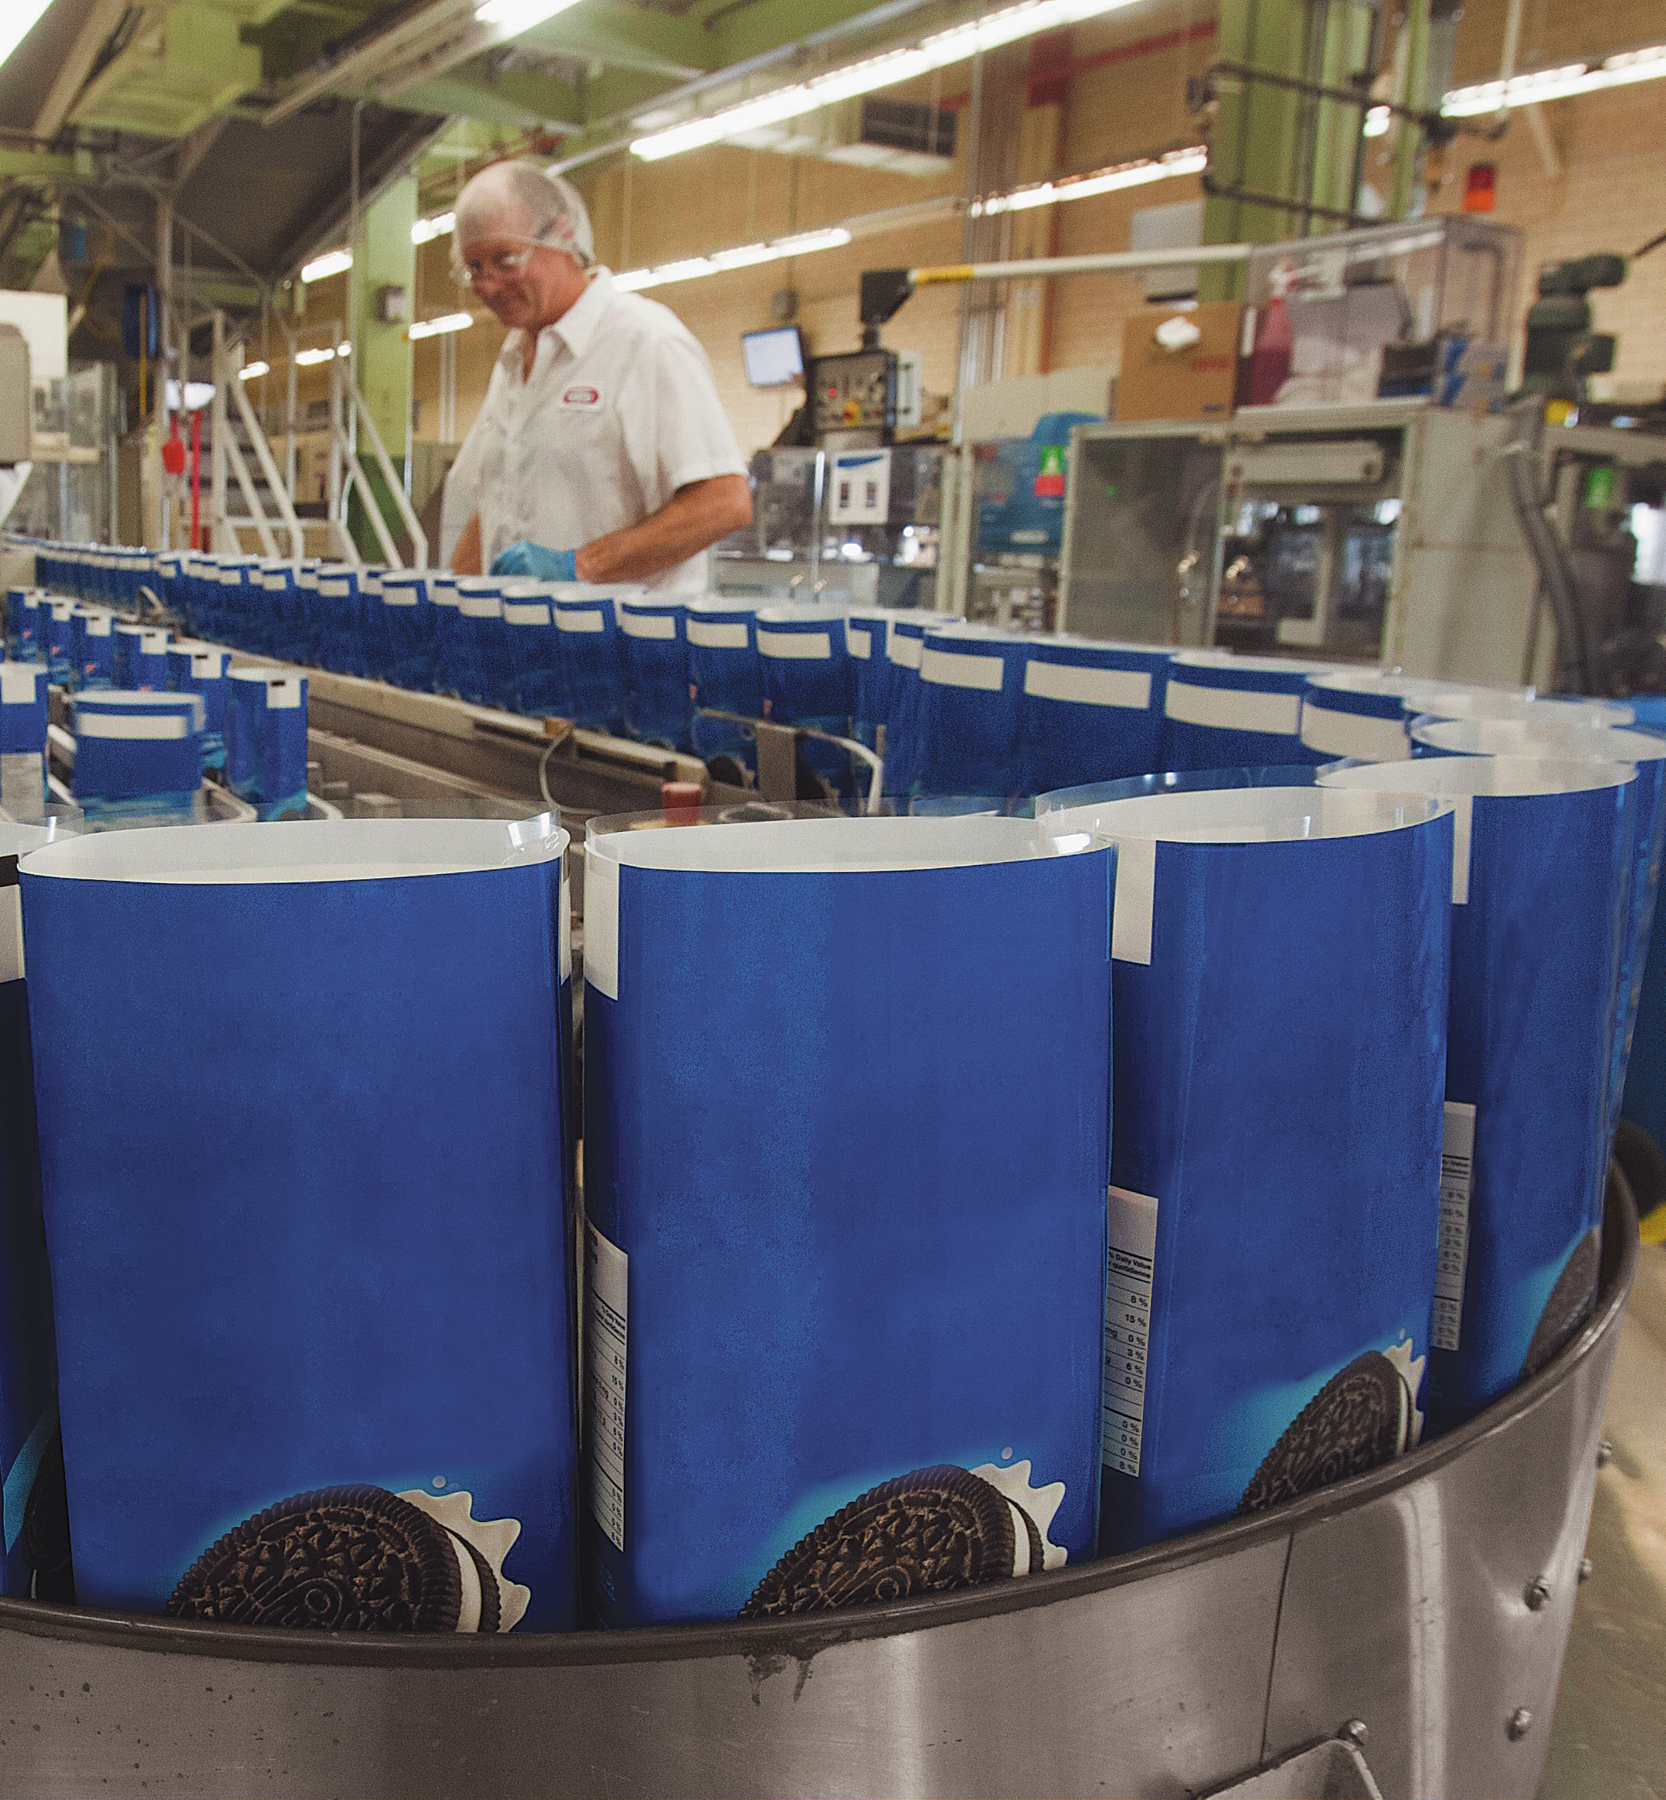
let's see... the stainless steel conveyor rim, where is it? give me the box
[0,1173,1639,1671]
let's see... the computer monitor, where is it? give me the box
[742,326,806,388]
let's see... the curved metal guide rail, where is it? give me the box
[0,1177,1639,1799]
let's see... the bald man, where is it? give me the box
[448,161,752,591]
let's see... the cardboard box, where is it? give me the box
[1115,302,1242,423]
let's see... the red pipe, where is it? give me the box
[189,408,202,552]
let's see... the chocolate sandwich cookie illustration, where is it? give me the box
[1522,1229,1601,1379]
[1238,1340,1426,1514]
[740,1459,1066,1618]
[166,1484,530,1632]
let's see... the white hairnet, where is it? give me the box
[453,160,595,267]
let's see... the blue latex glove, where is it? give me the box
[490,540,577,582]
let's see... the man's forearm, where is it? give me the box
[451,511,483,575]
[574,475,751,584]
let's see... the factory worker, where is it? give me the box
[448,160,752,592]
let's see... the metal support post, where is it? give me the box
[210,309,228,547]
[350,169,418,559]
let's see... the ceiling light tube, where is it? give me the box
[409,312,475,339]
[0,1,54,72]
[412,212,455,245]
[972,148,1205,217]
[294,346,345,366]
[300,249,353,283]
[631,0,1141,162]
[474,0,583,33]
[238,361,270,381]
[615,227,851,293]
[1441,43,1665,116]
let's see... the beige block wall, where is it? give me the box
[269,0,1665,458]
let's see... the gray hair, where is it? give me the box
[452,160,595,267]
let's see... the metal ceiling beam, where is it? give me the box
[269,113,452,280]
[0,144,90,183]
[368,7,713,110]
[31,0,133,141]
[704,0,916,66]
[174,117,231,189]
[396,67,583,130]
[552,0,945,165]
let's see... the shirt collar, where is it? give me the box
[551,267,614,358]
[499,268,616,381]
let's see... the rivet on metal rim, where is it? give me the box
[1525,1578,1552,1611]
[1597,1440,1614,1468]
[1579,1558,1594,1583]
[1341,1720,1369,1746]
[1508,1708,1534,1740]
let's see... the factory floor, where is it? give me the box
[1540,1231,1666,1799]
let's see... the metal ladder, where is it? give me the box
[208,312,427,570]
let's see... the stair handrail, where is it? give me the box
[226,346,305,562]
[347,377,427,569]
[222,427,278,559]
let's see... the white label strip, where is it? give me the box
[0,667,44,703]
[0,884,22,984]
[584,847,619,1000]
[504,602,552,626]
[1431,1101,1476,1352]
[757,629,832,661]
[1103,1186,1159,1478]
[921,647,1004,692]
[686,619,748,650]
[1164,680,1302,737]
[559,873,572,983]
[1111,836,1157,965]
[888,629,924,669]
[846,626,872,660]
[620,612,676,641]
[76,714,192,740]
[381,588,418,606]
[584,1221,630,1554]
[1298,703,1410,762]
[557,609,606,634]
[265,681,304,710]
[1449,793,1472,906]
[1024,661,1151,710]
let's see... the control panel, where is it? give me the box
[810,349,896,448]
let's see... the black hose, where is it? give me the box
[1502,426,1594,694]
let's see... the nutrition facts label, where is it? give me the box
[585,1222,629,1552]
[1432,1102,1477,1352]
[1103,1186,1159,1479]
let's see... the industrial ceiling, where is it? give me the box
[0,0,941,309]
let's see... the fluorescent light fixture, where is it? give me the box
[632,0,1142,161]
[294,345,349,366]
[616,227,850,292]
[301,249,353,283]
[474,0,582,31]
[1442,42,1666,116]
[412,211,455,245]
[409,311,475,339]
[238,361,270,381]
[1363,105,1391,136]
[0,1,54,71]
[972,147,1206,216]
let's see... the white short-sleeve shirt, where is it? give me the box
[460,268,748,595]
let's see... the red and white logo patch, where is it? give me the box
[560,385,603,409]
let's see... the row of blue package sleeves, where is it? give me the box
[16,539,1640,800]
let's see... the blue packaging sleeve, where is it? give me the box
[581,813,1113,1626]
[20,818,577,1631]
[1323,757,1634,1428]
[1046,784,1451,1553]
